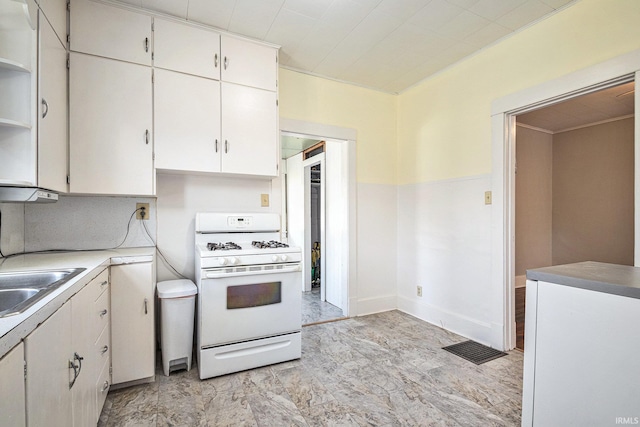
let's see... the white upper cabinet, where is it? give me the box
[69,0,152,66]
[153,18,220,80]
[37,0,67,44]
[221,82,278,176]
[38,11,68,192]
[154,69,221,173]
[221,35,277,92]
[69,52,153,195]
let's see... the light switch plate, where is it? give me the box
[261,194,269,207]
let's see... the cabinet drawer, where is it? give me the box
[95,323,110,372]
[95,357,111,423]
[93,286,110,340]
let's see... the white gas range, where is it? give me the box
[194,213,302,379]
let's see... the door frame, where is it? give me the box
[280,119,357,317]
[491,50,640,350]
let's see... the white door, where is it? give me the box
[286,153,309,291]
[154,69,221,172]
[69,53,153,195]
[324,141,346,310]
[38,12,67,192]
[221,82,277,176]
[110,262,155,385]
[25,301,73,427]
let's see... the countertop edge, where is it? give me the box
[526,262,640,300]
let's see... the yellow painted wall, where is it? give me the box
[278,68,397,185]
[398,0,640,184]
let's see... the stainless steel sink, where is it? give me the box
[0,268,86,317]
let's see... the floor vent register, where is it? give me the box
[442,340,507,365]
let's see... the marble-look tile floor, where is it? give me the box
[99,310,523,426]
[302,287,345,325]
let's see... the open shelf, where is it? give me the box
[0,57,30,73]
[0,118,31,129]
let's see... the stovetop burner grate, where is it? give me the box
[207,242,242,251]
[252,240,290,249]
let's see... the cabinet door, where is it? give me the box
[71,281,97,427]
[153,18,220,79]
[155,69,221,172]
[37,0,66,45]
[0,343,26,427]
[221,35,277,91]
[111,262,155,384]
[38,11,67,192]
[69,53,153,195]
[221,82,278,176]
[25,301,73,427]
[69,0,151,65]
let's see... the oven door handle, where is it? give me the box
[204,264,301,279]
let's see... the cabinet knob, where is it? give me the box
[215,139,218,153]
[225,140,229,154]
[41,98,49,119]
[214,53,218,68]
[144,298,148,315]
[224,56,228,70]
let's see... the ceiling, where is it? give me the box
[517,82,635,133]
[110,0,577,94]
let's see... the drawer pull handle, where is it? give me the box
[214,53,218,68]
[100,309,108,317]
[224,56,228,70]
[144,37,149,52]
[101,345,109,355]
[69,352,83,389]
[101,380,109,393]
[42,98,49,118]
[144,298,148,315]
[100,280,108,288]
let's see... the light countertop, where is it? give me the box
[0,247,155,359]
[526,261,640,300]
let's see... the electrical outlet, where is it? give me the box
[417,286,423,297]
[261,194,270,207]
[484,191,492,205]
[136,203,149,220]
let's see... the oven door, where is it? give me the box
[198,268,302,347]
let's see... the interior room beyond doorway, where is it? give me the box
[281,133,347,325]
[514,81,635,350]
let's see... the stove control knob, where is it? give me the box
[281,254,289,261]
[230,257,240,265]
[272,255,279,262]
[218,258,228,266]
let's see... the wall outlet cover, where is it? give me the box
[261,194,270,207]
[136,203,150,220]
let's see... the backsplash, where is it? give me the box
[0,195,157,256]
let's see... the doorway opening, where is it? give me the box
[513,81,635,350]
[281,132,350,325]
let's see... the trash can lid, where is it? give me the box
[157,279,197,298]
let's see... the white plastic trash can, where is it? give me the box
[157,279,197,376]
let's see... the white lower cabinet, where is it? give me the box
[111,261,155,385]
[69,52,153,195]
[0,342,26,427]
[24,268,110,427]
[25,300,73,427]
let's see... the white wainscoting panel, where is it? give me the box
[356,182,398,315]
[397,174,503,348]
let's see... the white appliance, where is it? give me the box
[194,212,302,379]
